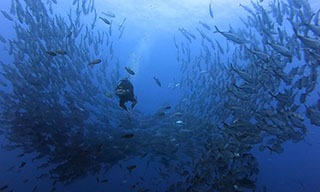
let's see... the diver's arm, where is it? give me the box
[116,88,130,96]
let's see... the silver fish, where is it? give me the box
[214,26,246,44]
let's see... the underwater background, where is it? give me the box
[1,0,320,191]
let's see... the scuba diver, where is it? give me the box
[115,78,137,112]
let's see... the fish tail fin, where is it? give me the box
[244,45,251,53]
[265,40,269,45]
[297,13,313,27]
[268,91,276,98]
[291,26,299,37]
[305,12,315,25]
[213,25,220,33]
[287,17,301,34]
[225,86,232,94]
[229,63,236,72]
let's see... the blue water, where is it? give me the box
[1,0,320,191]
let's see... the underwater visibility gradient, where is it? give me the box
[0,0,320,191]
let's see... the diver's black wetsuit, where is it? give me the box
[115,79,137,111]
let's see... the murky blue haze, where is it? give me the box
[0,0,320,191]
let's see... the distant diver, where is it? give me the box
[115,78,137,112]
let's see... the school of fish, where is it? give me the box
[0,0,319,191]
